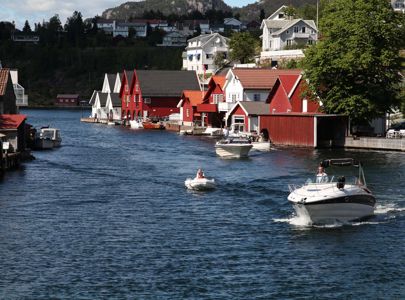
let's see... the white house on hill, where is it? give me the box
[182,33,230,76]
[260,5,318,63]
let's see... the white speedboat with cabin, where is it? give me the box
[129,119,144,129]
[34,127,62,149]
[215,137,253,158]
[288,158,376,224]
[185,177,216,191]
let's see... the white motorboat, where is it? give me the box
[129,120,143,129]
[288,158,376,224]
[185,177,216,191]
[215,137,253,158]
[34,127,62,149]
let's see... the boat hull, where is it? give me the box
[34,138,54,150]
[215,144,252,158]
[142,122,165,130]
[289,192,376,224]
[185,178,216,191]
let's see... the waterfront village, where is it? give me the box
[0,3,404,176]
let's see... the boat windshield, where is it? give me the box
[305,175,360,186]
[41,130,54,139]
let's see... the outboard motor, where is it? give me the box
[337,176,345,189]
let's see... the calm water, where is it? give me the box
[0,109,404,299]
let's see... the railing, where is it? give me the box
[218,102,233,112]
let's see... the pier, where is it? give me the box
[345,137,405,151]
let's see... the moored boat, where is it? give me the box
[34,127,62,150]
[142,121,165,130]
[287,158,376,224]
[129,119,144,129]
[215,137,253,158]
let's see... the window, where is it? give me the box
[125,84,128,91]
[287,40,293,46]
[302,27,306,33]
[144,98,151,104]
[253,94,261,101]
[233,116,245,132]
[302,99,308,112]
[278,13,284,18]
[135,83,139,91]
[293,26,299,33]
[307,40,314,45]
[126,95,130,104]
[231,94,236,102]
[186,108,190,118]
[213,94,223,104]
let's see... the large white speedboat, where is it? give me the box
[185,178,216,191]
[288,158,376,224]
[34,127,62,149]
[215,137,253,158]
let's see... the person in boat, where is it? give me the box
[316,166,328,183]
[196,168,205,179]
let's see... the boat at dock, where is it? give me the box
[287,158,376,224]
[34,127,62,150]
[129,120,144,129]
[215,137,253,158]
[142,121,165,130]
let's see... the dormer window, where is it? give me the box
[278,13,284,18]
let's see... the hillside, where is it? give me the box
[102,0,317,21]
[102,0,232,19]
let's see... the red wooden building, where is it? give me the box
[121,70,200,121]
[196,75,226,127]
[267,74,320,113]
[55,94,80,107]
[226,101,269,133]
[178,90,204,126]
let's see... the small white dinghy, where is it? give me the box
[185,178,216,191]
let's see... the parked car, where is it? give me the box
[387,121,405,131]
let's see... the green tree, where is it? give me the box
[260,9,266,21]
[64,11,85,47]
[229,32,258,64]
[303,0,403,124]
[284,5,297,19]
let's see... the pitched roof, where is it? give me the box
[89,90,99,105]
[278,74,301,95]
[0,69,10,96]
[211,75,225,88]
[231,68,302,90]
[107,74,117,91]
[123,70,133,87]
[110,93,121,106]
[136,70,200,97]
[239,101,270,115]
[98,92,108,106]
[186,33,229,49]
[229,101,270,116]
[263,19,317,36]
[0,114,26,130]
[57,94,79,98]
[182,90,204,106]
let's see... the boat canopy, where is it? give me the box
[320,158,361,168]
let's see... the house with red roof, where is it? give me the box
[177,90,204,126]
[267,74,320,113]
[226,101,270,133]
[0,68,17,114]
[196,75,226,128]
[222,68,302,111]
[0,114,27,152]
[121,70,200,122]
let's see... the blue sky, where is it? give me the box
[0,0,257,30]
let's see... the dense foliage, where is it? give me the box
[229,32,259,64]
[0,14,182,105]
[303,0,404,124]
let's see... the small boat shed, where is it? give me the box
[259,113,348,148]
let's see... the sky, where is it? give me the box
[0,0,256,30]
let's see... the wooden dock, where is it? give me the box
[80,117,98,123]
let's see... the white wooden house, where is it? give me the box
[260,6,318,63]
[182,33,230,75]
[105,93,121,122]
[90,73,121,120]
[392,0,405,12]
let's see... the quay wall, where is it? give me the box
[345,137,405,151]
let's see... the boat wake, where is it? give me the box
[274,203,405,228]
